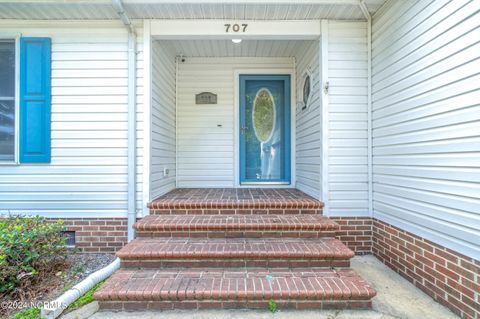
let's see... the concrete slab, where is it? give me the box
[352,255,458,319]
[60,301,99,319]
[89,255,459,319]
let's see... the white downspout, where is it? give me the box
[41,259,120,319]
[126,30,137,241]
[113,0,137,241]
[360,1,373,218]
[41,4,137,317]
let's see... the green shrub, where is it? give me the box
[0,216,68,295]
[12,307,41,319]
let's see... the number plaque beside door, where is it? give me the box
[195,92,217,104]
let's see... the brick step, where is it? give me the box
[150,208,322,215]
[117,238,354,268]
[148,188,323,215]
[94,268,376,310]
[135,214,339,238]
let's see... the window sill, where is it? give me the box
[0,161,20,166]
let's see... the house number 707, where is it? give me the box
[225,23,248,33]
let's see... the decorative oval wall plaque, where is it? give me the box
[302,74,311,110]
[252,88,275,143]
[195,92,217,104]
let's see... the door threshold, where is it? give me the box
[240,182,291,186]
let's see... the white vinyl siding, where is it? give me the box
[294,41,322,199]
[372,0,480,259]
[0,24,144,218]
[176,57,294,188]
[328,21,369,216]
[150,41,176,199]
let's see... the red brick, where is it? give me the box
[415,253,434,269]
[435,248,458,264]
[415,239,434,253]
[425,251,445,266]
[436,264,460,281]
[462,277,480,294]
[460,259,480,275]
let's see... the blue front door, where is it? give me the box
[240,75,291,184]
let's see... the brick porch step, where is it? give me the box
[148,188,323,215]
[94,268,376,310]
[135,214,339,238]
[117,238,354,268]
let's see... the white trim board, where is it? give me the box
[0,211,130,218]
[0,36,20,166]
[151,20,321,40]
[0,19,133,28]
[233,68,296,188]
[127,0,360,3]
[0,0,362,4]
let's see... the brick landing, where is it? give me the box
[148,188,323,214]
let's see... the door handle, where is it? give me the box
[241,126,248,135]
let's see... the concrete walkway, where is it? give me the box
[88,255,459,319]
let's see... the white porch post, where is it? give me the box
[142,20,152,218]
[320,19,329,215]
[359,0,373,218]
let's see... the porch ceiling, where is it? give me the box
[160,39,313,57]
[0,0,388,20]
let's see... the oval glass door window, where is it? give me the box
[252,88,276,142]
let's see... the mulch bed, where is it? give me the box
[1,253,115,319]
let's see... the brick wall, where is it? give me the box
[332,217,372,255]
[373,218,480,319]
[59,218,128,253]
[61,216,373,254]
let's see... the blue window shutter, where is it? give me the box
[19,37,51,163]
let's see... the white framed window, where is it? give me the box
[0,39,17,163]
